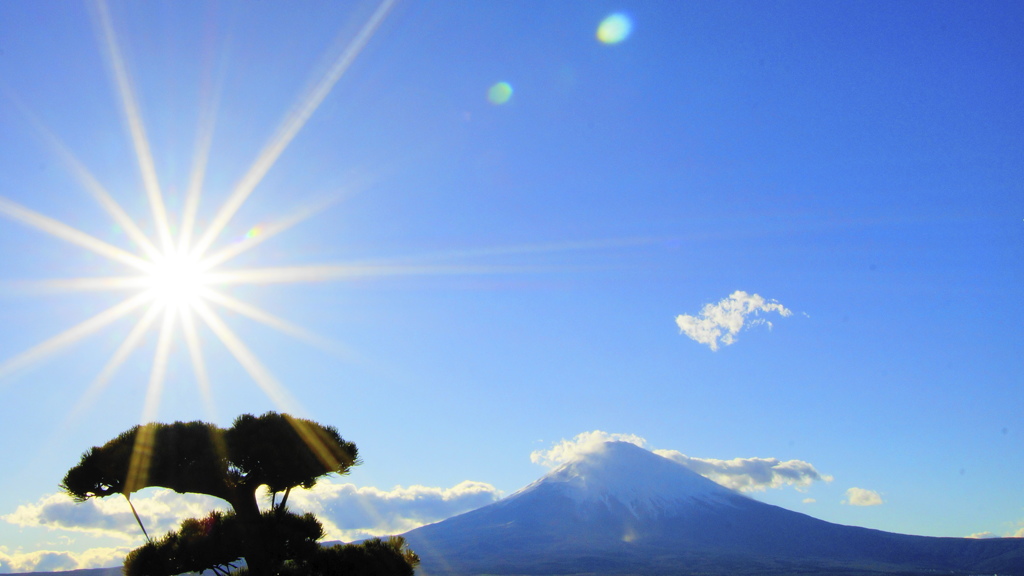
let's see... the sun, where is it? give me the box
[145,252,210,309]
[0,0,399,422]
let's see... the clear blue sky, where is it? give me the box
[1,0,1021,570]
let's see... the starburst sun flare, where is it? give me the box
[0,0,399,423]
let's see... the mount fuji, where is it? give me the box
[402,442,1024,575]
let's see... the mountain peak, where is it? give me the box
[403,440,1024,575]
[515,441,739,517]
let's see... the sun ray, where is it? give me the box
[199,287,347,356]
[283,413,350,472]
[191,299,302,413]
[49,145,163,262]
[0,291,153,382]
[64,304,164,426]
[179,307,217,420]
[125,305,178,493]
[396,236,658,262]
[140,306,177,424]
[125,423,157,495]
[191,0,396,257]
[178,112,217,256]
[178,55,226,255]
[93,0,174,254]
[199,193,346,270]
[204,263,533,286]
[0,276,149,294]
[419,234,651,259]
[0,196,154,272]
[12,102,162,261]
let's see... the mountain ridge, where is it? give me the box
[403,441,1024,575]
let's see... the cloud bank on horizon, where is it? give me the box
[3,490,225,542]
[0,546,129,574]
[1,479,502,572]
[530,430,831,492]
[281,479,502,541]
[676,291,792,351]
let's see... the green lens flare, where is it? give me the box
[488,82,513,105]
[597,13,633,44]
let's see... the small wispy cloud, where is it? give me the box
[531,431,830,493]
[675,290,792,351]
[654,450,833,492]
[842,487,884,506]
[965,526,1024,539]
[802,498,816,504]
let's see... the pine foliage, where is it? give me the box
[59,412,417,576]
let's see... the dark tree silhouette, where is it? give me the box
[61,412,418,576]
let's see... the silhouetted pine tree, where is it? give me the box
[61,412,418,576]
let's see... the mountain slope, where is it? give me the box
[403,442,1024,575]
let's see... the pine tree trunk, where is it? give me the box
[232,490,271,576]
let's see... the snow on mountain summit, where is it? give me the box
[516,441,741,517]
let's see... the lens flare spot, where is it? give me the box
[597,13,633,45]
[245,225,264,240]
[488,82,513,105]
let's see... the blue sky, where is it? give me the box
[1,0,1022,571]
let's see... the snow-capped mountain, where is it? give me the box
[512,440,737,517]
[403,441,1024,575]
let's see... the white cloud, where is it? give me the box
[530,431,647,468]
[2,489,225,541]
[966,531,997,539]
[1012,526,1024,538]
[532,431,831,494]
[675,290,792,351]
[802,498,816,504]
[0,546,127,573]
[842,487,884,506]
[4,479,502,547]
[654,450,833,492]
[281,479,503,542]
